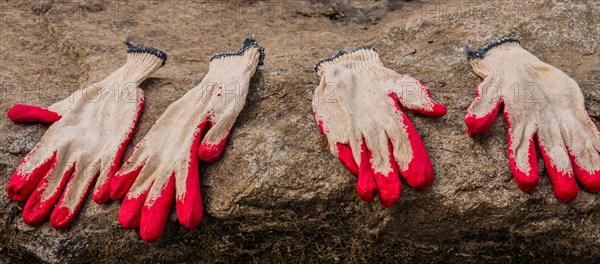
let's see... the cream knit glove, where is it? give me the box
[313,47,447,207]
[6,41,166,228]
[465,37,600,202]
[110,38,264,242]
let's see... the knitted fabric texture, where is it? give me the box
[6,42,166,229]
[465,38,600,202]
[313,47,447,208]
[110,38,264,243]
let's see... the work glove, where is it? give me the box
[110,38,264,242]
[465,37,600,202]
[6,41,166,228]
[313,47,447,207]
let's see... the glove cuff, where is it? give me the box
[465,37,539,76]
[209,37,265,66]
[314,46,383,76]
[124,39,168,65]
[100,41,167,85]
[465,37,521,61]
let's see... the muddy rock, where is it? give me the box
[1,0,599,263]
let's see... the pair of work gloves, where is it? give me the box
[313,38,599,206]
[6,37,600,242]
[7,38,264,242]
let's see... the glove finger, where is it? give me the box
[391,76,447,118]
[175,172,203,229]
[567,147,600,193]
[118,188,149,230]
[388,97,434,191]
[110,149,147,200]
[7,104,62,124]
[313,72,359,165]
[372,137,401,208]
[50,160,100,229]
[22,157,75,226]
[111,164,145,200]
[537,123,578,202]
[140,173,176,243]
[335,142,359,175]
[198,119,228,163]
[319,119,361,176]
[93,157,121,204]
[561,119,600,193]
[357,138,377,204]
[506,115,539,192]
[93,164,114,204]
[94,97,144,204]
[117,164,154,229]
[361,130,402,207]
[465,76,503,135]
[176,121,205,229]
[175,170,203,229]
[7,147,57,202]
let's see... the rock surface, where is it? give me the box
[1,0,599,262]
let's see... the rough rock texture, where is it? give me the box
[1,0,599,262]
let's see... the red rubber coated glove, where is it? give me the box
[110,38,264,242]
[6,41,166,228]
[465,37,600,202]
[313,47,447,207]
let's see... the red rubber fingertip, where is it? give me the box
[7,104,61,123]
[49,207,72,229]
[22,164,74,226]
[399,110,434,191]
[140,175,176,243]
[552,174,578,203]
[508,137,539,192]
[176,184,203,229]
[118,188,149,229]
[429,103,448,118]
[387,92,435,191]
[110,164,144,200]
[92,183,111,204]
[573,166,600,193]
[336,142,359,175]
[465,102,501,135]
[377,174,401,208]
[7,152,57,202]
[22,195,50,226]
[356,141,377,203]
[375,144,402,207]
[404,163,434,191]
[198,136,228,163]
[511,166,540,192]
[567,148,600,193]
[8,172,40,202]
[178,121,205,229]
[50,167,98,230]
[357,172,377,204]
[538,143,578,203]
[196,120,219,162]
